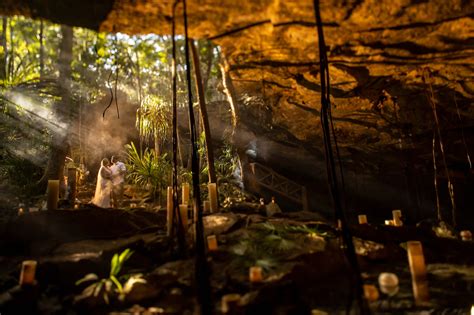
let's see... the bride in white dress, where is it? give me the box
[91,158,113,208]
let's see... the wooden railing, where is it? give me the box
[249,162,308,210]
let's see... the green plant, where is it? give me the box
[125,142,171,201]
[75,248,145,304]
[136,95,172,156]
[229,222,332,273]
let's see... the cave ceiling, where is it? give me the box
[1,0,473,174]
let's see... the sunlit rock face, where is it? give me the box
[1,0,473,221]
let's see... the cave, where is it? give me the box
[0,0,473,314]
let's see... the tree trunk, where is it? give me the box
[219,56,238,133]
[154,135,161,156]
[38,25,74,192]
[201,40,214,94]
[0,17,7,81]
[8,19,13,81]
[190,39,216,184]
[39,20,44,78]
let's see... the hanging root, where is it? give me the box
[102,71,114,119]
[423,68,456,227]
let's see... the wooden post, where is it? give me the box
[190,39,217,185]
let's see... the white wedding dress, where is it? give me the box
[91,162,112,208]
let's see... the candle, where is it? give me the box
[385,220,392,226]
[337,219,342,230]
[249,266,263,283]
[460,230,472,241]
[19,260,37,286]
[471,305,473,315]
[407,241,429,305]
[392,210,403,226]
[221,294,241,314]
[182,183,190,205]
[208,183,218,213]
[74,204,80,209]
[203,200,211,212]
[378,272,399,296]
[207,235,218,251]
[358,214,368,224]
[167,186,174,236]
[18,208,24,215]
[179,204,188,231]
[47,180,59,210]
[363,284,379,302]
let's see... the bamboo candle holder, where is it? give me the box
[166,186,174,236]
[407,241,429,305]
[19,260,37,286]
[358,214,368,224]
[207,235,218,251]
[203,200,211,212]
[47,179,59,210]
[460,230,472,241]
[182,183,190,205]
[249,266,263,283]
[392,210,403,226]
[208,183,218,213]
[179,204,188,231]
[363,284,379,302]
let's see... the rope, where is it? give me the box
[453,92,472,169]
[171,0,186,252]
[423,68,456,227]
[432,130,442,221]
[182,0,213,314]
[313,1,369,314]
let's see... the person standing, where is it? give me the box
[91,158,113,208]
[110,155,127,208]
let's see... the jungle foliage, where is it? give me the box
[0,16,226,199]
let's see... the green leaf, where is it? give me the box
[103,291,110,304]
[75,273,99,286]
[118,248,133,264]
[110,253,119,276]
[83,283,98,297]
[93,281,104,297]
[110,275,123,293]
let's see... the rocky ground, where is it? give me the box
[0,196,473,314]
